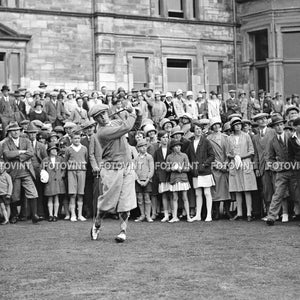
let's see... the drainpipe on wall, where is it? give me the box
[92,0,97,90]
[232,0,238,89]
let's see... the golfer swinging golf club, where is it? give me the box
[89,102,139,242]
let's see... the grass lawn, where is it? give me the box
[0,219,299,299]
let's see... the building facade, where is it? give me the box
[237,0,300,97]
[0,0,299,97]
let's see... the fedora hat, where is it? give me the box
[170,126,184,137]
[24,123,39,134]
[32,119,44,129]
[269,115,286,127]
[7,121,22,132]
[252,113,269,121]
[38,82,47,88]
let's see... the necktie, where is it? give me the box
[279,135,284,145]
[260,130,265,138]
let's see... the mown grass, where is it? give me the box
[0,219,299,299]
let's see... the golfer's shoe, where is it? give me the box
[90,223,101,240]
[115,231,126,243]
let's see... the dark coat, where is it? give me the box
[32,141,48,173]
[2,136,36,180]
[153,146,171,182]
[14,99,26,117]
[44,99,66,125]
[267,132,291,172]
[42,156,66,196]
[186,136,215,177]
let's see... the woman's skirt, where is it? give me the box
[192,174,215,189]
[169,182,190,192]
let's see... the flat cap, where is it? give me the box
[88,103,109,117]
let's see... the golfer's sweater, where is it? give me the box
[97,113,136,167]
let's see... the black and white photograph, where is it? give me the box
[0,0,299,299]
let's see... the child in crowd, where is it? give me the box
[0,160,13,224]
[58,139,70,220]
[166,140,191,223]
[134,139,154,222]
[65,130,88,222]
[41,142,66,222]
[153,131,171,222]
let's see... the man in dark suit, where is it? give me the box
[25,122,48,219]
[252,113,276,218]
[266,115,294,225]
[0,85,15,138]
[3,122,40,224]
[13,91,26,117]
[44,91,66,127]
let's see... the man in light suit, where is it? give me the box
[3,122,40,224]
[252,113,276,218]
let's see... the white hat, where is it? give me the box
[176,89,183,96]
[143,124,157,136]
[40,169,49,183]
[166,92,173,98]
[186,91,193,97]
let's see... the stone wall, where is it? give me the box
[1,10,94,90]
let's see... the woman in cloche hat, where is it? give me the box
[227,117,257,221]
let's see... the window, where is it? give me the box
[208,61,222,94]
[133,57,149,90]
[254,30,268,61]
[283,31,300,59]
[250,29,269,92]
[0,0,18,7]
[0,53,5,87]
[167,0,184,18]
[167,59,191,93]
[283,32,300,96]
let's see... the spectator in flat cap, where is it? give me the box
[29,100,49,123]
[226,89,240,119]
[292,93,299,107]
[146,91,167,128]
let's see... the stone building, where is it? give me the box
[0,0,299,97]
[237,0,300,97]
